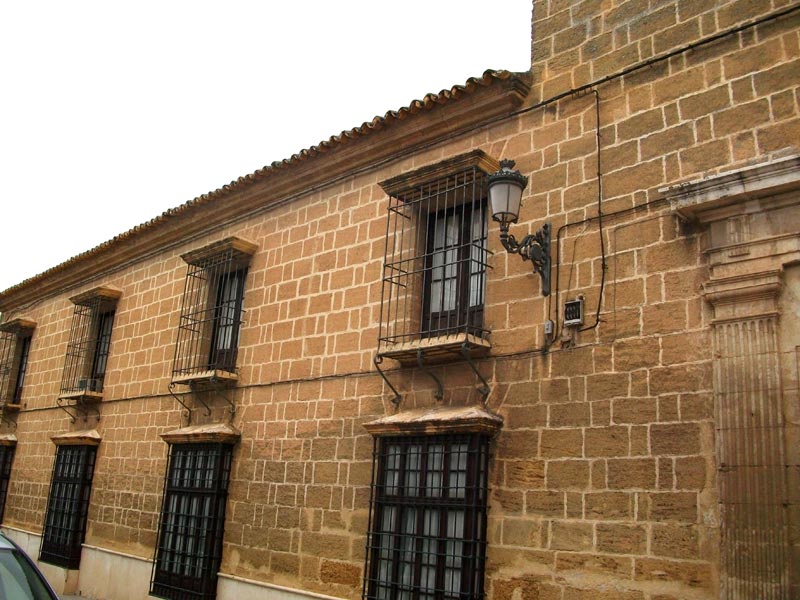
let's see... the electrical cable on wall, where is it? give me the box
[551,88,606,340]
[579,89,607,333]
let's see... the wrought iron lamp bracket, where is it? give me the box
[499,221,551,296]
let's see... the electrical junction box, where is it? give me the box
[564,297,584,327]
[544,319,555,337]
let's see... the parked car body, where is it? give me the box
[0,532,59,600]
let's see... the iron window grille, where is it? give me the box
[40,444,97,569]
[172,238,257,384]
[377,152,499,362]
[363,433,491,600]
[0,444,15,523]
[151,443,233,600]
[0,319,35,406]
[59,288,120,398]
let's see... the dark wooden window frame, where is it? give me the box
[40,444,97,569]
[151,442,233,600]
[421,199,488,338]
[363,433,490,600]
[0,444,16,524]
[88,309,115,390]
[207,268,247,373]
[0,319,36,406]
[12,334,32,404]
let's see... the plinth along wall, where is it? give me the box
[0,2,796,600]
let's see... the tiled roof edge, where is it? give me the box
[0,69,530,307]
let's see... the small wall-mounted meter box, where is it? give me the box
[564,297,584,327]
[544,319,555,337]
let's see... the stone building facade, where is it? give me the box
[0,1,797,599]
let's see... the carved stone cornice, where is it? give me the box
[663,154,800,223]
[664,154,800,324]
[703,270,782,324]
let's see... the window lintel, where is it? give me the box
[0,434,17,447]
[181,236,258,267]
[0,318,36,335]
[663,153,800,223]
[363,404,503,437]
[161,422,241,445]
[380,150,500,199]
[51,429,101,446]
[69,286,122,308]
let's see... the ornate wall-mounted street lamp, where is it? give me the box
[488,159,551,296]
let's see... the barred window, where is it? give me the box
[377,151,498,363]
[0,444,16,523]
[364,434,490,600]
[0,319,36,406]
[172,237,256,384]
[59,287,121,398]
[151,443,233,600]
[40,444,97,569]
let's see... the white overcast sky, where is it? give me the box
[0,1,531,293]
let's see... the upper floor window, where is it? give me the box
[0,318,36,407]
[59,287,121,400]
[377,151,497,364]
[172,237,257,385]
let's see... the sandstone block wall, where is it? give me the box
[0,1,797,599]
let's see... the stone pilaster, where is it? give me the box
[664,155,800,599]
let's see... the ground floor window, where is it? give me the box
[40,444,97,568]
[151,443,233,600]
[363,433,490,600]
[0,444,15,523]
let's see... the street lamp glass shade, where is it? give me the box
[488,159,528,225]
[489,181,523,225]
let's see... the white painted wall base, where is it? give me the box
[2,527,345,600]
[79,544,154,600]
[218,573,344,600]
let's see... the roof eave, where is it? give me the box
[0,70,531,312]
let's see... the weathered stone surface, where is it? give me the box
[2,3,797,600]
